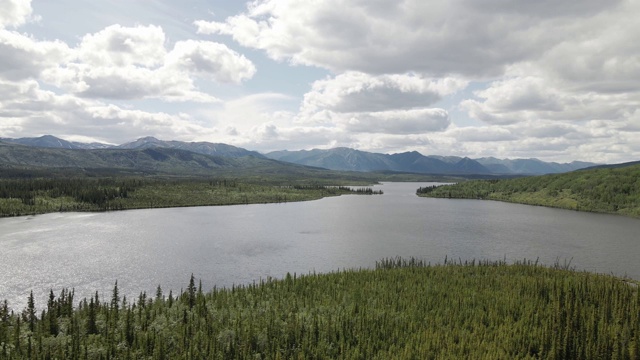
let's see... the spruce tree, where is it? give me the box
[24,291,37,332]
[87,298,98,335]
[187,274,196,309]
[47,289,58,336]
[111,280,120,323]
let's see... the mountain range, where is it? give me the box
[264,148,595,175]
[0,135,597,176]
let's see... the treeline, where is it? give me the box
[0,178,141,216]
[1,260,639,359]
[291,185,382,195]
[338,186,383,195]
[417,164,640,218]
[0,178,380,217]
[0,178,136,206]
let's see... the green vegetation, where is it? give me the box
[1,259,639,359]
[0,178,382,217]
[417,164,640,218]
[0,143,461,183]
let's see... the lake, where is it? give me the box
[1,182,639,310]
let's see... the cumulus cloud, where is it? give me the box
[0,29,71,80]
[77,24,166,68]
[0,0,34,28]
[0,78,209,143]
[196,0,618,77]
[296,73,456,134]
[3,0,640,164]
[301,72,466,113]
[37,25,256,102]
[463,76,638,126]
[344,109,450,134]
[165,40,256,83]
[454,0,640,150]
[537,0,640,94]
[446,126,515,142]
[189,0,640,163]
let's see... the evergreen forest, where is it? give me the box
[1,259,638,359]
[417,164,640,218]
[0,178,381,217]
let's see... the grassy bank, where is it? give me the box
[1,259,638,359]
[0,178,381,217]
[417,164,640,218]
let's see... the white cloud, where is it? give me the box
[165,40,256,83]
[44,63,219,103]
[196,0,619,77]
[239,125,348,152]
[537,1,640,94]
[463,76,637,125]
[38,25,256,102]
[621,110,640,132]
[0,79,210,143]
[0,0,34,28]
[302,72,466,113]
[446,126,515,142]
[344,109,450,134]
[0,29,71,80]
[77,24,166,68]
[2,0,640,164]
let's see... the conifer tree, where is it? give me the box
[24,291,37,332]
[111,281,120,323]
[86,298,98,335]
[47,289,58,336]
[187,274,196,309]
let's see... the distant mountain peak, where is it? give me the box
[266,148,596,175]
[39,134,59,140]
[135,136,163,143]
[118,137,265,159]
[1,135,598,175]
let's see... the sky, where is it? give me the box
[0,0,639,163]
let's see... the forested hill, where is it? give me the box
[0,144,248,173]
[417,163,640,218]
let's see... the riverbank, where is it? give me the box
[417,164,640,219]
[2,259,638,359]
[0,178,379,217]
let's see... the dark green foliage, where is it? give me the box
[418,164,640,218]
[22,292,36,332]
[1,260,639,359]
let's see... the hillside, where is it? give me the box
[118,136,266,158]
[0,144,248,174]
[418,163,640,218]
[476,157,594,174]
[1,135,264,158]
[0,135,109,149]
[2,142,449,185]
[0,142,366,181]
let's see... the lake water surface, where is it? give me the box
[1,182,639,310]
